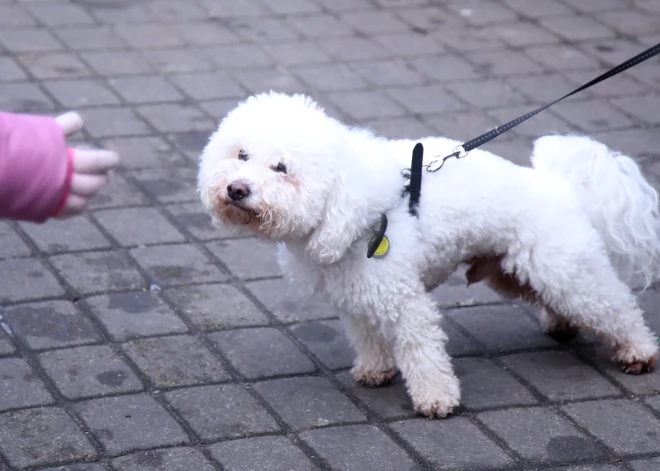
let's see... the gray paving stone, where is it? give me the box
[101,136,186,169]
[0,5,36,27]
[74,394,189,455]
[2,300,102,351]
[289,320,355,369]
[94,208,184,246]
[443,319,483,357]
[410,54,481,82]
[0,29,63,53]
[425,109,499,141]
[562,399,660,455]
[565,70,650,98]
[0,258,64,302]
[81,51,154,76]
[293,63,369,92]
[365,116,437,140]
[28,4,94,26]
[81,107,151,138]
[645,395,660,413]
[631,458,660,471]
[166,283,268,330]
[19,52,92,80]
[479,407,607,464]
[374,33,445,57]
[545,466,621,471]
[207,238,281,279]
[300,424,419,471]
[204,43,275,69]
[0,82,55,113]
[0,222,31,258]
[132,166,200,203]
[482,21,562,47]
[0,56,27,82]
[523,44,602,72]
[467,49,544,77]
[336,371,415,419]
[432,25,506,52]
[88,174,150,210]
[488,105,574,138]
[233,68,307,95]
[165,203,235,240]
[445,0,518,25]
[326,90,407,120]
[263,0,322,15]
[454,357,537,409]
[232,17,300,43]
[395,6,452,33]
[340,10,410,34]
[317,37,393,62]
[50,251,145,294]
[138,104,215,134]
[351,58,426,87]
[0,330,15,356]
[502,0,573,17]
[171,22,239,47]
[86,291,187,342]
[114,24,184,49]
[576,346,660,396]
[208,436,319,471]
[553,99,636,132]
[170,72,244,100]
[111,447,216,471]
[612,94,660,125]
[131,244,228,287]
[122,335,229,388]
[165,384,280,441]
[262,41,332,67]
[445,78,528,109]
[38,345,143,400]
[0,357,53,411]
[391,417,513,470]
[540,16,616,41]
[448,304,559,353]
[0,408,96,469]
[44,79,120,108]
[253,376,365,429]
[20,217,111,254]
[54,26,127,51]
[287,13,353,39]
[500,351,621,402]
[210,327,315,379]
[108,76,183,104]
[199,0,268,17]
[38,464,108,471]
[143,48,215,74]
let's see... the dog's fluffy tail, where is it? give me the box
[531,135,660,289]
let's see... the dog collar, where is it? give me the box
[367,143,424,259]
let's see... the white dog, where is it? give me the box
[198,92,660,418]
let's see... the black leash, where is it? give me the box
[425,41,660,172]
[367,41,660,259]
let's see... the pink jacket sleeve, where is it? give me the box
[0,111,71,223]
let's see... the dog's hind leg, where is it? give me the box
[520,244,658,374]
[342,313,399,387]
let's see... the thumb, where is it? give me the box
[55,111,84,137]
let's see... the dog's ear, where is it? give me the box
[305,183,365,265]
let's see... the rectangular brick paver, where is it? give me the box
[2,1,660,470]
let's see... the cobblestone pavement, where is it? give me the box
[1,0,660,470]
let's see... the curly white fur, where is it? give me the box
[198,92,660,418]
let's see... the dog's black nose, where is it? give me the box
[227,180,250,201]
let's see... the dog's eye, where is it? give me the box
[238,149,248,161]
[274,162,287,174]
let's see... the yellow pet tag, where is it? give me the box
[371,235,390,258]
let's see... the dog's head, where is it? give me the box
[199,92,358,262]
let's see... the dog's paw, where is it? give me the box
[619,355,657,375]
[413,396,458,419]
[351,366,399,387]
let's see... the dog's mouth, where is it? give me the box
[215,198,260,227]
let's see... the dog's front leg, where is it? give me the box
[341,313,398,387]
[391,293,460,418]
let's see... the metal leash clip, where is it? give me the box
[425,145,468,173]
